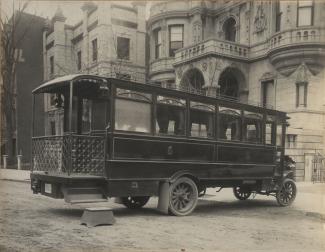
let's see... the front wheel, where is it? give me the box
[276,179,297,206]
[233,186,252,200]
[168,177,198,216]
[121,196,150,209]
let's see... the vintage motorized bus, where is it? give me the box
[31,74,297,216]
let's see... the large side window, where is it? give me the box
[218,107,241,141]
[156,96,186,136]
[243,112,263,143]
[190,101,214,138]
[115,89,152,133]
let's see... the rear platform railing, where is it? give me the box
[32,135,105,176]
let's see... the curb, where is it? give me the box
[0,178,30,183]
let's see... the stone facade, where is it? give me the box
[43,1,146,136]
[147,0,325,181]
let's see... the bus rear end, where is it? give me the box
[31,75,110,203]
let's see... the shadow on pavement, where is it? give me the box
[48,208,84,219]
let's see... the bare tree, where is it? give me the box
[0,1,31,164]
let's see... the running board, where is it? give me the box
[62,187,107,204]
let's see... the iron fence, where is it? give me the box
[312,153,325,183]
[32,135,105,176]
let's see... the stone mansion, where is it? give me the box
[43,1,325,181]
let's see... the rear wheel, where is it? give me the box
[121,196,150,209]
[168,177,198,216]
[276,179,297,206]
[233,186,252,200]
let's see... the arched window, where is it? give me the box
[223,18,236,42]
[180,68,205,94]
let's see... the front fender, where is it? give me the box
[283,170,294,180]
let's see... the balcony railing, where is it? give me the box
[268,27,325,51]
[174,39,250,65]
[149,57,175,74]
[32,135,105,176]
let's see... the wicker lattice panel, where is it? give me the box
[32,135,105,176]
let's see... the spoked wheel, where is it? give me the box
[168,177,198,216]
[121,196,150,209]
[276,179,297,206]
[233,186,252,200]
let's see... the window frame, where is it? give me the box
[297,0,314,27]
[275,0,282,32]
[286,134,297,148]
[154,28,162,59]
[242,112,263,144]
[189,101,215,139]
[261,80,274,108]
[156,95,187,136]
[217,106,242,142]
[296,82,308,107]
[169,24,184,57]
[92,38,98,62]
[49,56,54,75]
[114,89,153,134]
[77,50,82,71]
[117,36,130,60]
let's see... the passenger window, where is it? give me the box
[92,99,108,131]
[115,89,152,133]
[243,112,263,143]
[265,115,276,145]
[81,99,91,134]
[218,107,241,141]
[190,102,214,138]
[156,96,186,136]
[276,123,284,147]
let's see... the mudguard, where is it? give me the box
[157,181,169,214]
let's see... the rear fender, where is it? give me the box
[157,171,199,214]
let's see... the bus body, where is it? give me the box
[30,74,296,216]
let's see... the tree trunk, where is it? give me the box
[4,112,14,165]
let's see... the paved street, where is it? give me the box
[0,177,324,252]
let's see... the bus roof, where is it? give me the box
[32,74,106,94]
[33,74,286,118]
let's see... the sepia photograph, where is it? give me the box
[0,0,324,251]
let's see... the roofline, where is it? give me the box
[33,75,286,117]
[32,74,106,94]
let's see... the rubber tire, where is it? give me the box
[233,186,252,200]
[121,196,150,209]
[168,177,198,216]
[276,179,297,206]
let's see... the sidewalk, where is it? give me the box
[0,168,30,182]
